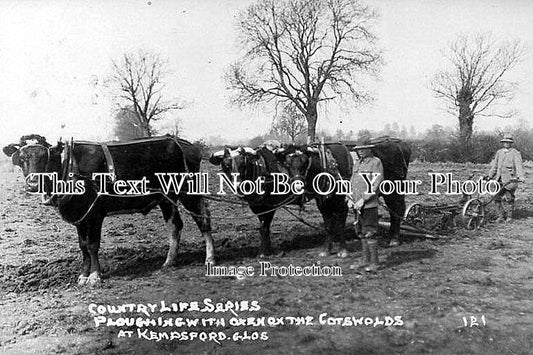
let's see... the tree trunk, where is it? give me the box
[458,113,473,147]
[458,110,474,161]
[457,88,474,161]
[144,122,152,137]
[140,114,152,137]
[306,103,318,143]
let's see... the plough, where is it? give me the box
[403,197,485,231]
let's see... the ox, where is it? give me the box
[209,144,353,257]
[3,135,215,285]
[366,137,411,245]
[278,138,411,247]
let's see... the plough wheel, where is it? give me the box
[462,199,485,229]
[404,203,425,228]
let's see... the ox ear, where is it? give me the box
[307,146,320,154]
[51,142,64,155]
[2,143,21,157]
[11,150,21,166]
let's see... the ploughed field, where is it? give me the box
[1,161,533,355]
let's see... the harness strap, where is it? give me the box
[61,140,73,181]
[319,142,327,171]
[100,143,116,181]
[304,155,313,179]
[170,136,190,173]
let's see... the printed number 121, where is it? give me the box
[463,315,486,327]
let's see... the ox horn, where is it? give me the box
[212,150,225,158]
[243,147,257,155]
[228,148,240,158]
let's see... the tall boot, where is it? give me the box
[350,239,370,270]
[365,239,379,272]
[495,201,505,223]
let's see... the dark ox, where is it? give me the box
[3,135,215,286]
[367,138,411,243]
[209,144,353,257]
[279,139,411,245]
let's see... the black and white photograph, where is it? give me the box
[1,0,532,354]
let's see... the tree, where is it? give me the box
[408,125,417,139]
[249,134,268,147]
[271,104,307,142]
[227,0,381,143]
[357,128,373,141]
[113,107,146,141]
[110,50,182,137]
[156,116,183,136]
[333,129,345,141]
[431,34,525,157]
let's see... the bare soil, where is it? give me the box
[1,162,533,355]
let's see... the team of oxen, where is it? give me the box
[2,134,411,286]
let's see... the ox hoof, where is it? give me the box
[389,239,400,247]
[205,257,216,266]
[77,275,89,286]
[258,250,272,258]
[86,272,102,287]
[337,249,349,258]
[364,264,379,273]
[161,260,177,269]
[318,251,330,258]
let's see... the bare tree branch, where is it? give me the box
[110,50,182,137]
[430,33,525,157]
[227,0,381,142]
[271,103,307,142]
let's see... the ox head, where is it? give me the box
[209,146,259,181]
[3,137,63,192]
[277,144,344,194]
[275,145,316,182]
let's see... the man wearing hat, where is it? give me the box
[348,142,384,272]
[487,133,524,222]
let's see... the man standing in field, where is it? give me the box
[487,133,525,222]
[348,142,384,272]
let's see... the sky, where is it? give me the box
[0,0,532,147]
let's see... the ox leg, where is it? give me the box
[255,209,275,257]
[332,195,349,258]
[85,216,104,286]
[76,223,91,285]
[180,196,215,264]
[318,212,334,257]
[160,202,183,268]
[335,204,350,258]
[317,197,349,258]
[383,193,405,246]
[316,202,334,257]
